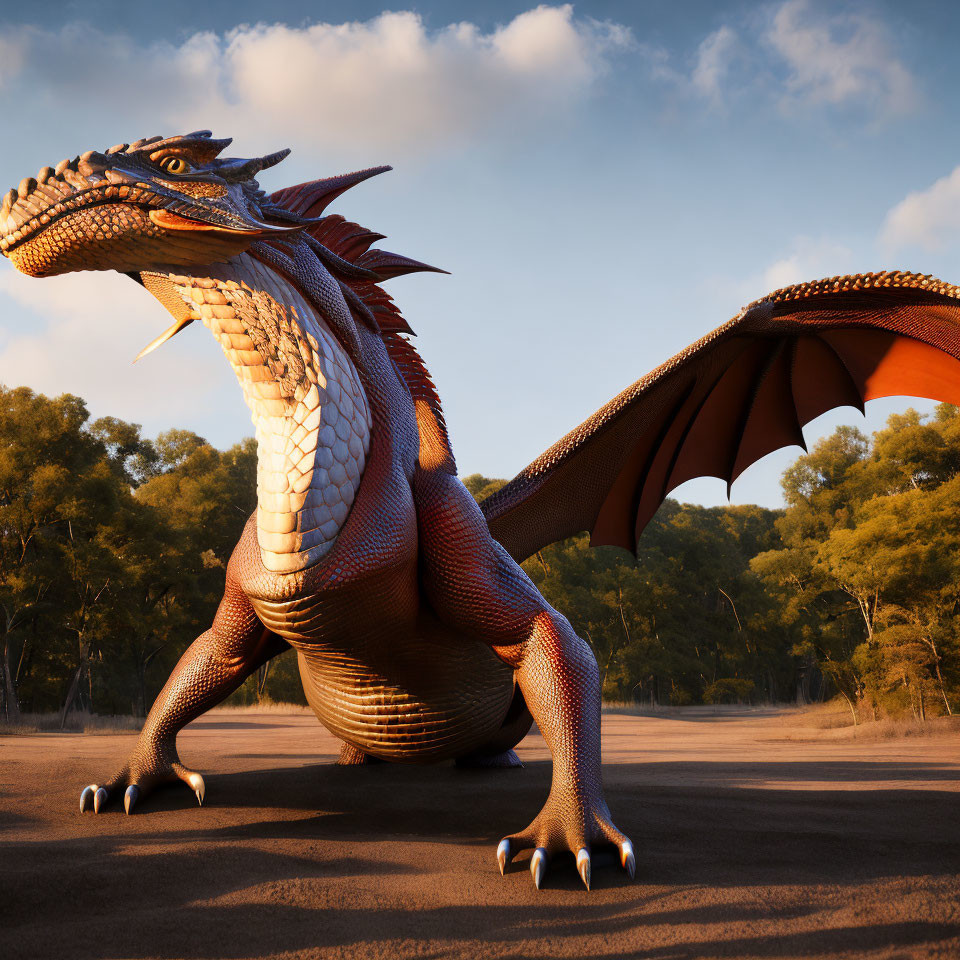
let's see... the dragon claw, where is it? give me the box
[78,759,206,817]
[620,840,635,880]
[496,839,510,876]
[530,847,548,890]
[185,771,205,806]
[79,785,96,813]
[576,847,591,891]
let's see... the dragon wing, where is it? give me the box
[480,272,960,562]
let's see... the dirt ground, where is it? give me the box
[1,708,958,960]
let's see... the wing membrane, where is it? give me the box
[482,273,960,561]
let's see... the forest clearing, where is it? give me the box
[2,707,958,959]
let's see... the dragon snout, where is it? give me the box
[1,160,78,253]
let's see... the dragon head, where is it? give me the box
[1,131,300,277]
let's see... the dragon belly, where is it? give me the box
[296,631,515,763]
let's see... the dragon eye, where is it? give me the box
[159,156,191,175]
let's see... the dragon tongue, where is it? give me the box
[134,315,194,363]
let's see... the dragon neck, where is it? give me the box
[141,251,372,574]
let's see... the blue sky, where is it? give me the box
[2,1,960,508]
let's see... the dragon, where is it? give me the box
[4,131,960,890]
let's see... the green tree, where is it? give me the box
[753,407,960,721]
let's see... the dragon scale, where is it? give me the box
[295,627,515,763]
[146,254,372,574]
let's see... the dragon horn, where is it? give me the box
[216,150,291,182]
[258,149,291,171]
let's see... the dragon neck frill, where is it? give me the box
[141,252,372,574]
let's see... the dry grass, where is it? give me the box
[211,701,312,715]
[601,699,960,741]
[772,700,960,742]
[602,701,783,718]
[5,699,955,741]
[0,701,312,735]
[0,710,142,736]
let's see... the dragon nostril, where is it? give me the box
[18,178,37,199]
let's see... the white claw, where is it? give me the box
[576,847,591,891]
[93,787,108,814]
[124,785,139,815]
[186,772,205,806]
[496,839,510,876]
[79,785,96,813]
[530,847,547,890]
[620,840,635,880]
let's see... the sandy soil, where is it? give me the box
[1,708,958,960]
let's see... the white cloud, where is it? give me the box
[764,0,917,116]
[649,2,916,118]
[880,166,960,253]
[0,263,238,434]
[712,236,856,309]
[691,26,738,101]
[0,36,24,89]
[0,7,632,159]
[0,7,635,444]
[758,236,855,291]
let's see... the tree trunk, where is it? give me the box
[839,689,858,727]
[256,660,272,702]
[134,640,167,719]
[925,638,953,716]
[599,651,615,696]
[1,636,20,723]
[906,675,919,722]
[136,656,147,718]
[59,641,90,729]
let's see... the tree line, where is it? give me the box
[1,385,957,724]
[471,404,960,722]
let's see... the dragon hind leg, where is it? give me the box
[337,742,386,765]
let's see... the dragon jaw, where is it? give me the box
[0,131,302,278]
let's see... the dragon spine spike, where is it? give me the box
[267,166,392,219]
[356,248,449,279]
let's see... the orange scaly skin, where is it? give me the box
[7,130,960,891]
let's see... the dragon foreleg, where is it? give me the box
[80,561,286,813]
